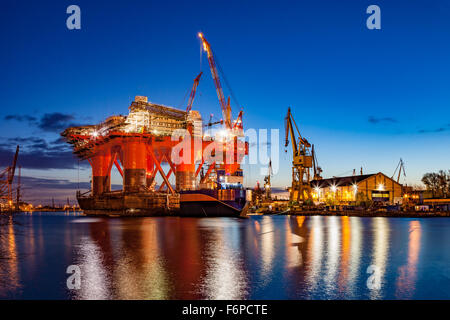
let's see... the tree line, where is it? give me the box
[421,170,450,198]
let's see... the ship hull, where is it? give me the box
[77,192,180,216]
[76,190,248,218]
[180,192,248,218]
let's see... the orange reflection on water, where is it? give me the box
[0,217,20,298]
[285,216,304,269]
[338,216,351,291]
[115,220,170,300]
[296,216,305,228]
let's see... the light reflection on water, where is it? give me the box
[324,217,341,298]
[0,217,20,296]
[199,226,248,299]
[348,217,362,298]
[305,216,323,295]
[1,213,450,299]
[395,221,421,299]
[373,218,392,299]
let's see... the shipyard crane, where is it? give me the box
[0,145,19,210]
[263,159,272,200]
[9,145,19,186]
[311,144,323,180]
[285,108,313,203]
[186,72,203,113]
[198,32,247,181]
[203,113,223,128]
[198,32,234,129]
[392,158,406,183]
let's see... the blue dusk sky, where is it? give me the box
[1,0,449,204]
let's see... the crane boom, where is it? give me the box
[285,108,298,155]
[312,144,322,180]
[198,33,232,128]
[8,145,19,185]
[312,144,317,175]
[186,72,203,113]
[392,158,406,183]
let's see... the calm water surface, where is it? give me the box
[1,212,450,299]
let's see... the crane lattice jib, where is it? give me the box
[186,72,202,113]
[8,146,19,185]
[285,108,299,156]
[199,33,231,128]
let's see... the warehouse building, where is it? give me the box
[311,172,404,205]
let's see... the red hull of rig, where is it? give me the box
[61,96,248,216]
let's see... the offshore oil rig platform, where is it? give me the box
[62,33,249,217]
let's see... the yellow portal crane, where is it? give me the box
[285,108,313,203]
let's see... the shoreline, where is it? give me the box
[277,210,450,218]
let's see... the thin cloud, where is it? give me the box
[20,176,91,190]
[4,115,37,123]
[368,116,398,124]
[418,123,450,134]
[0,146,85,169]
[0,136,87,169]
[37,113,77,132]
[4,112,80,133]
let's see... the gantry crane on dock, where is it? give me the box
[263,159,272,200]
[0,145,19,211]
[285,108,313,203]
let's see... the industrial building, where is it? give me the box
[311,172,404,205]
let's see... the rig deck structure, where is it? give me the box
[61,96,247,216]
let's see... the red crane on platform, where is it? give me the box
[198,32,234,129]
[186,72,203,113]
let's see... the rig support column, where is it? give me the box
[90,151,112,196]
[176,125,196,191]
[146,155,155,187]
[123,138,147,193]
